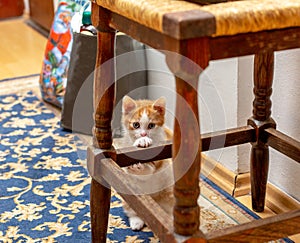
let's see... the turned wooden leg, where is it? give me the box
[90,179,111,242]
[248,51,276,212]
[173,76,201,235]
[166,40,209,236]
[90,4,116,242]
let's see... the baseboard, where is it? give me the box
[266,183,300,214]
[233,172,250,197]
[201,154,236,195]
[201,154,300,213]
[201,154,250,197]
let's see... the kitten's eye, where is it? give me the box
[148,123,155,129]
[132,122,140,129]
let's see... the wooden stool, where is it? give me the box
[87,0,300,242]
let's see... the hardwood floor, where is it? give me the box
[0,14,299,243]
[0,16,47,80]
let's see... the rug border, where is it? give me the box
[201,175,294,243]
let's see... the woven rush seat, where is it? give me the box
[96,0,300,38]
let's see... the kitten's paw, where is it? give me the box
[129,216,144,231]
[134,137,152,148]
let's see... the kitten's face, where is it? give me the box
[122,96,165,142]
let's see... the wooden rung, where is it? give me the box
[205,209,300,243]
[110,126,255,167]
[264,128,300,163]
[112,141,172,167]
[201,125,255,151]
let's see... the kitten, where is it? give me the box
[121,96,174,231]
[121,95,166,148]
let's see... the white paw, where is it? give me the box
[134,137,152,148]
[129,216,144,231]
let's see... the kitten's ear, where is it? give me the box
[153,97,166,115]
[122,95,137,114]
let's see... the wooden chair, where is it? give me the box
[87,0,300,242]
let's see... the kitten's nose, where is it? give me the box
[140,131,147,137]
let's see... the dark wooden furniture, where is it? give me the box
[0,0,24,19]
[29,0,54,31]
[88,0,300,242]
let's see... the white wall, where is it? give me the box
[146,47,300,201]
[237,56,253,173]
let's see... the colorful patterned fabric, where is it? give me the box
[39,0,88,108]
[0,91,293,242]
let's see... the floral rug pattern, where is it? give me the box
[0,91,292,243]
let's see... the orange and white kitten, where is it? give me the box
[121,95,172,231]
[122,95,166,148]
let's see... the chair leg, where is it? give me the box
[250,142,270,212]
[90,4,116,241]
[165,41,209,236]
[90,179,111,242]
[173,75,201,235]
[248,51,275,212]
